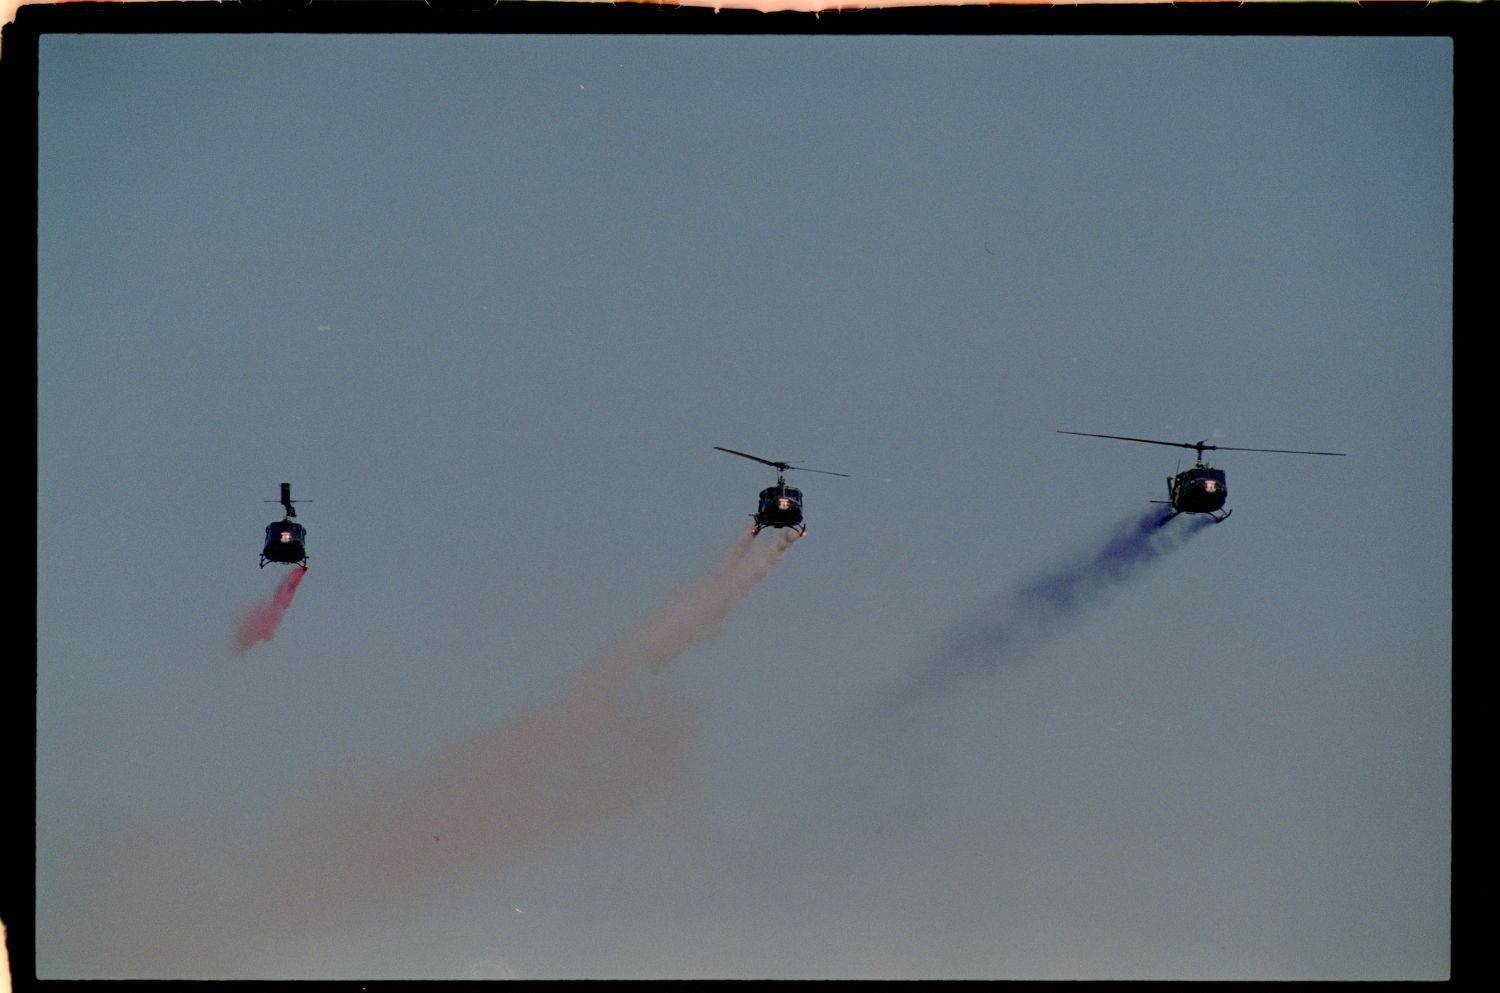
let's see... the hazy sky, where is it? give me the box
[31,13,1451,980]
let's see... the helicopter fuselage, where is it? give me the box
[1170,464,1229,515]
[753,483,805,534]
[261,519,309,568]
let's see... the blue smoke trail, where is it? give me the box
[721,508,1218,872]
[883,506,1215,712]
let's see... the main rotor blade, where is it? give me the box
[787,465,852,478]
[265,482,310,519]
[1210,445,1347,456]
[714,446,851,477]
[714,446,788,471]
[1058,430,1344,457]
[1056,430,1200,450]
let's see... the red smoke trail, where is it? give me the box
[247,681,696,954]
[590,525,800,684]
[232,566,308,653]
[233,528,798,956]
[70,531,799,975]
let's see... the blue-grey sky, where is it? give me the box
[34,24,1450,980]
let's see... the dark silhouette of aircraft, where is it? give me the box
[260,482,309,567]
[714,446,849,536]
[1057,430,1346,523]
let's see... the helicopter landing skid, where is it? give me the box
[1156,508,1231,525]
[749,523,806,537]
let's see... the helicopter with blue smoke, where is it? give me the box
[1057,430,1346,523]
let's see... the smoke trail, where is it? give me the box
[231,566,308,653]
[231,527,799,956]
[600,526,800,680]
[243,679,696,961]
[742,509,1216,870]
[884,507,1214,711]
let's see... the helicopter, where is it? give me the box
[1057,430,1346,523]
[260,482,310,568]
[714,446,849,536]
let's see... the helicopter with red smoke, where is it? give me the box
[1057,431,1346,523]
[714,446,849,536]
[260,482,310,568]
